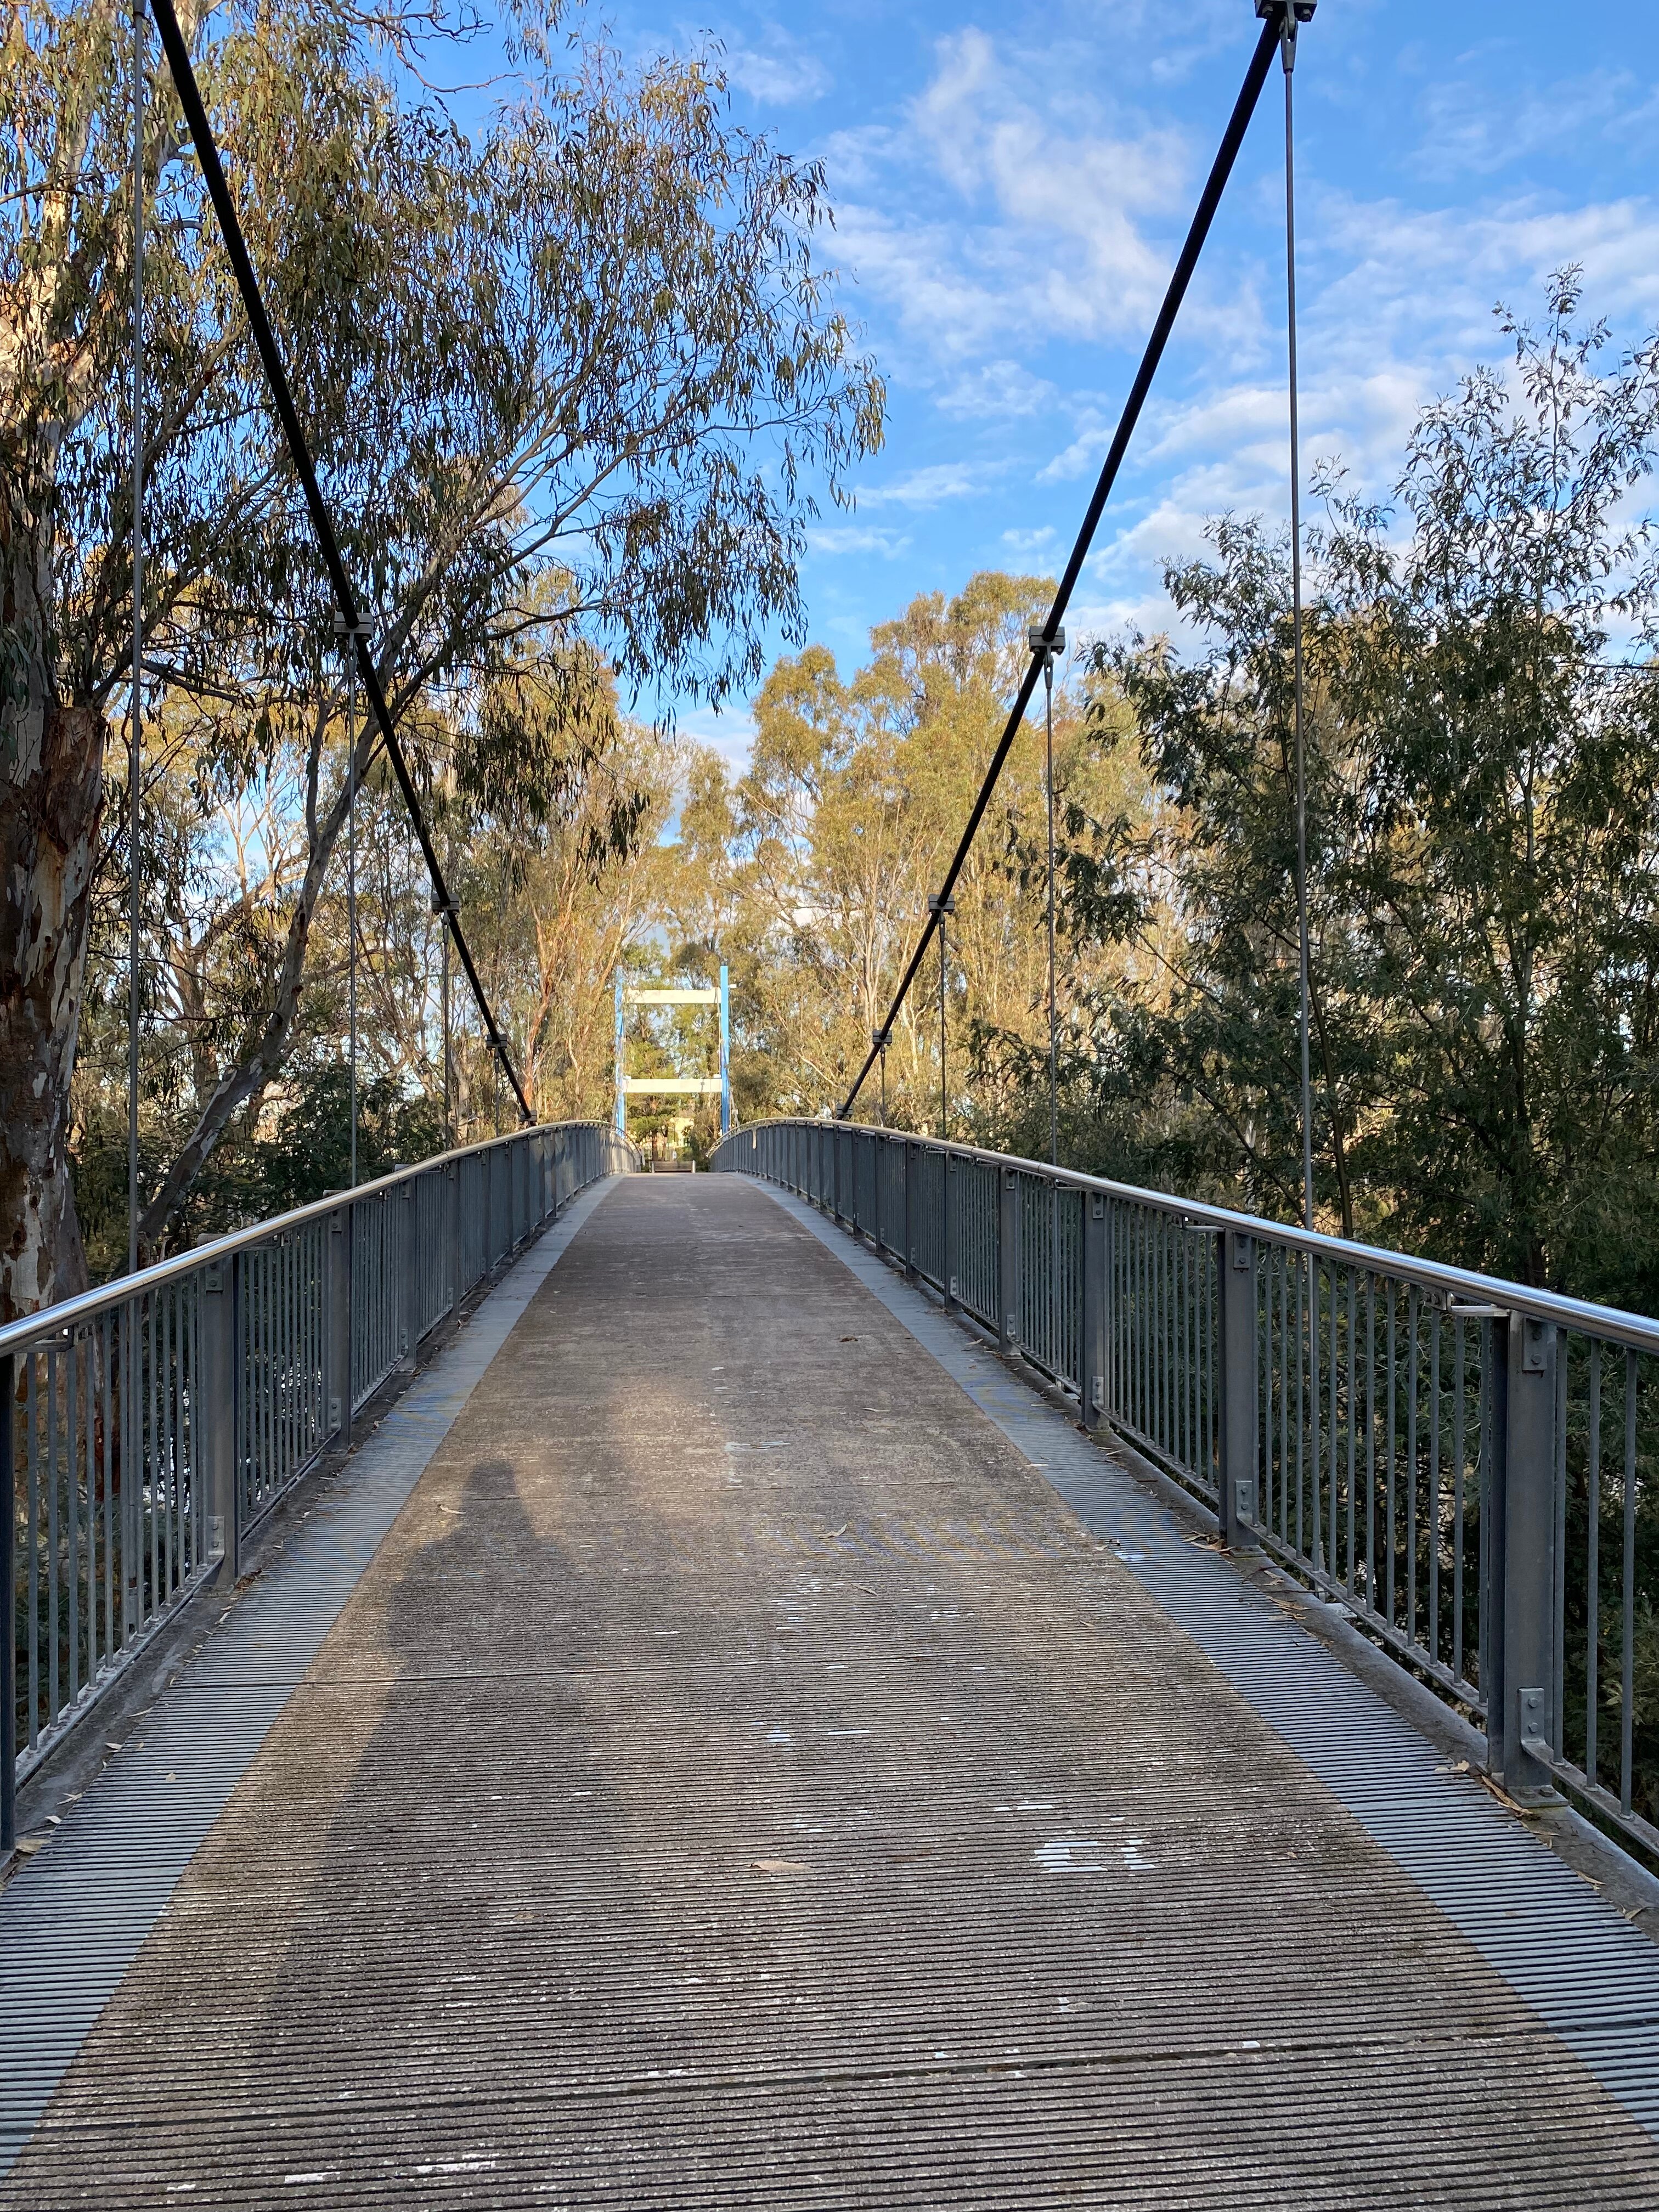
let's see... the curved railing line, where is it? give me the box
[719,1119,1659,1360]
[0,1121,640,1361]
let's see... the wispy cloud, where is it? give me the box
[672,703,758,776]
[936,359,1059,420]
[725,36,830,106]
[1410,62,1659,184]
[855,461,989,510]
[806,522,913,557]
[827,26,1195,367]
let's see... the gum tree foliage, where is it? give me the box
[0,0,882,1316]
[1079,275,1659,1299]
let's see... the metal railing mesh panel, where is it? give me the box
[239,1222,328,1527]
[1107,1196,1217,1504]
[5,1122,636,1794]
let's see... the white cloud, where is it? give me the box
[827,27,1195,368]
[855,461,989,510]
[1410,63,1659,185]
[936,359,1059,420]
[672,703,757,776]
[806,522,912,557]
[725,38,830,106]
[1002,525,1056,553]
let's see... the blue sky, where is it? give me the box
[563,2,1659,764]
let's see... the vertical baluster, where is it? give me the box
[1142,1208,1150,1441]
[66,1333,80,1707]
[177,1287,190,1574]
[1427,1305,1442,1667]
[1294,1256,1306,1559]
[1310,1261,1324,1571]
[1189,1233,1200,1478]
[1120,1208,1129,1426]
[236,1260,249,1526]
[1452,1315,1466,1683]
[1385,1284,1397,1629]
[1158,1214,1169,1457]
[162,1289,176,1601]
[1553,1331,1568,1761]
[102,1311,115,1669]
[25,1355,38,1748]
[1260,1250,1273,1532]
[1345,1272,1357,1597]
[265,1248,276,1500]
[1406,1289,1419,1647]
[84,1333,98,1678]
[1364,1276,1375,1612]
[1211,1232,1222,1481]
[1174,1229,1186,1470]
[1146,1209,1155,1444]
[1336,1265,1345,1575]
[1278,1253,1289,1543]
[1586,1341,1601,1790]
[1146,1212,1156,1446]
[189,1280,202,1568]
[46,1345,60,1726]
[1621,1350,1637,1819]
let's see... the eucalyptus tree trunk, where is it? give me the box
[1,559,103,1322]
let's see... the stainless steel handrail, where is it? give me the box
[782,1126,1659,1360]
[0,1122,629,1362]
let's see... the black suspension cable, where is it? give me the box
[839,7,1286,1120]
[147,0,534,1124]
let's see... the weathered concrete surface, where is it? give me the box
[5,1176,1656,2207]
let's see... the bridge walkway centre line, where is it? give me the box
[3,1175,1657,2207]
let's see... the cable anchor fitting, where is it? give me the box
[1256,0,1315,71]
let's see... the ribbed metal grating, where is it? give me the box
[0,1180,619,2176]
[771,1182,1659,2145]
[2,1176,1655,2207]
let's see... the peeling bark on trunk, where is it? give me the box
[2,699,104,1323]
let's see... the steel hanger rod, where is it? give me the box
[839,9,1284,1120]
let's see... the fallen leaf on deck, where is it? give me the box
[751,1858,812,1876]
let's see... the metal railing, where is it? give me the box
[3,1120,638,1840]
[715,1119,1659,1864]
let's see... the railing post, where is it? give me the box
[944,1152,958,1312]
[832,1127,843,1225]
[328,1201,352,1452]
[1217,1228,1259,1547]
[447,1160,461,1317]
[1081,1192,1107,1432]
[2,1349,15,1859]
[1487,1313,1560,1795]
[122,1295,140,1645]
[199,1246,240,1581]
[399,1181,416,1364]
[903,1141,917,1280]
[998,1166,1019,1352]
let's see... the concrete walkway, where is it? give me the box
[4,1176,1657,2207]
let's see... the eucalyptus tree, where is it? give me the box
[1081,274,1659,1297]
[1,0,882,1315]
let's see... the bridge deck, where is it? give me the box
[4,1176,1658,2207]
